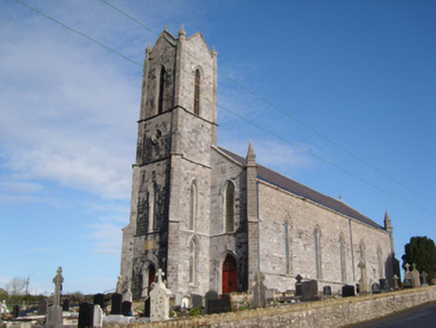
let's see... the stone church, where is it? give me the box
[120,27,396,300]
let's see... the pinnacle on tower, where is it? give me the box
[246,140,256,164]
[384,211,392,231]
[179,24,186,37]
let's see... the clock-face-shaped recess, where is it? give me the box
[151,129,163,144]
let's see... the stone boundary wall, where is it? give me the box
[111,286,436,328]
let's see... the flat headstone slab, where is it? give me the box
[144,297,150,317]
[342,285,355,297]
[62,299,70,312]
[121,301,132,316]
[191,294,203,308]
[78,302,94,328]
[205,290,218,313]
[301,280,318,302]
[371,283,381,294]
[110,293,123,315]
[37,299,48,315]
[323,286,332,296]
[94,293,105,309]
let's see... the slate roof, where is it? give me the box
[218,147,384,231]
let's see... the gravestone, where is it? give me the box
[191,294,203,308]
[93,305,103,328]
[110,293,122,315]
[46,267,64,328]
[123,288,133,302]
[78,302,94,328]
[121,301,132,316]
[301,280,318,302]
[342,285,355,297]
[379,279,391,292]
[38,299,48,315]
[181,296,190,310]
[295,274,303,297]
[393,274,400,290]
[116,275,123,294]
[62,299,70,312]
[403,263,413,288]
[144,297,150,317]
[251,272,267,309]
[0,300,9,314]
[205,290,218,314]
[149,269,171,322]
[411,263,421,288]
[93,294,105,310]
[371,283,381,294]
[323,286,332,297]
[421,271,429,287]
[358,261,369,293]
[12,305,19,318]
[207,295,231,315]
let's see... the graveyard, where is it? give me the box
[2,264,436,328]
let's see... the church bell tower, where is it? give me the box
[120,26,218,299]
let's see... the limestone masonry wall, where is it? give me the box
[120,286,436,328]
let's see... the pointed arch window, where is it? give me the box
[158,66,166,114]
[194,69,200,115]
[189,239,196,284]
[224,181,235,233]
[339,234,347,283]
[189,181,197,231]
[149,184,158,232]
[377,246,383,278]
[314,227,322,279]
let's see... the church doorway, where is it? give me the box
[148,264,156,287]
[222,254,237,294]
[142,263,156,297]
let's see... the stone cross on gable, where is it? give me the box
[53,267,64,307]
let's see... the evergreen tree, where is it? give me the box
[402,236,436,283]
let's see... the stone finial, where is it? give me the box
[164,25,169,30]
[178,24,186,37]
[384,211,392,231]
[246,140,256,164]
[146,42,152,54]
[212,44,217,56]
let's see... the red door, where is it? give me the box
[222,255,238,294]
[148,265,155,287]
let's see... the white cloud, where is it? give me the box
[87,222,123,256]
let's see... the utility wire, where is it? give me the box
[13,0,142,67]
[98,0,436,208]
[14,0,436,215]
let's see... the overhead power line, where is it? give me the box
[13,0,436,215]
[97,0,436,208]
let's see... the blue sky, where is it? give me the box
[1,0,435,295]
